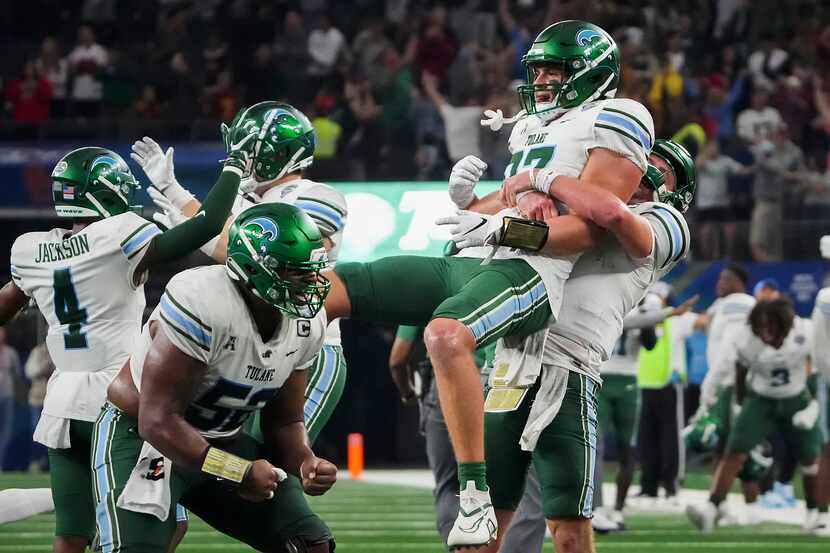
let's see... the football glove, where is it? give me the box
[436,210,501,250]
[147,187,219,256]
[449,155,487,209]
[792,399,819,430]
[130,136,194,209]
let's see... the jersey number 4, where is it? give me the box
[505,145,556,177]
[53,268,88,349]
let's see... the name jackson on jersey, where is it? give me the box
[33,235,91,263]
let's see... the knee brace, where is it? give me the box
[284,536,336,553]
[802,463,820,476]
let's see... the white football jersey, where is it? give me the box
[458,98,655,320]
[736,317,812,399]
[811,287,830,379]
[130,265,326,439]
[544,201,690,381]
[10,212,161,421]
[705,293,756,388]
[235,178,347,345]
[601,328,642,377]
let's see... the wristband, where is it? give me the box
[201,447,252,485]
[531,168,561,195]
[498,216,549,251]
[163,180,196,210]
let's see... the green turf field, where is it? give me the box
[1,473,826,552]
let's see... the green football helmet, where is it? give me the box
[221,101,316,192]
[226,203,330,318]
[682,410,722,453]
[518,20,620,115]
[51,147,140,218]
[648,139,696,212]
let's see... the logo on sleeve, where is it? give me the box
[223,336,237,351]
[297,319,311,337]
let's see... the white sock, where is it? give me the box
[0,488,54,524]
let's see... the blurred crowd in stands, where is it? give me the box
[2,0,830,260]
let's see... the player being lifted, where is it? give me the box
[94,203,337,553]
[0,138,251,553]
[323,20,653,548]
[444,138,692,553]
[138,101,348,446]
[687,298,823,534]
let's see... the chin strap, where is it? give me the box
[480,109,526,131]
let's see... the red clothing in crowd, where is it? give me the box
[7,78,52,123]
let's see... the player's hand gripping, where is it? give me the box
[147,187,188,230]
[500,170,537,207]
[300,456,338,496]
[792,399,820,430]
[449,155,488,209]
[516,191,558,221]
[436,211,500,249]
[238,460,288,502]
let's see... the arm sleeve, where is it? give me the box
[155,276,216,364]
[588,99,655,173]
[623,307,673,329]
[149,168,241,262]
[639,202,691,272]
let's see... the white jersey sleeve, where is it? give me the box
[587,98,655,173]
[117,213,163,287]
[735,326,761,368]
[155,272,218,365]
[812,287,830,378]
[637,202,691,277]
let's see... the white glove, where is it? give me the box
[689,404,709,425]
[435,211,502,250]
[792,399,820,430]
[820,235,830,259]
[448,155,488,209]
[148,187,221,257]
[131,137,194,209]
[147,187,188,229]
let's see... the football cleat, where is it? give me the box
[610,509,625,530]
[805,509,820,531]
[813,512,830,537]
[591,508,620,533]
[447,481,497,549]
[686,501,719,533]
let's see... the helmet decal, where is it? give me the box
[247,217,280,242]
[52,161,68,177]
[575,29,602,47]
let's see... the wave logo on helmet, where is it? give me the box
[575,29,602,47]
[246,217,280,242]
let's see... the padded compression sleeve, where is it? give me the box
[151,168,241,262]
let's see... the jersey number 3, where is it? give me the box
[53,268,88,349]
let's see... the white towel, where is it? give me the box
[117,442,172,521]
[489,328,548,390]
[520,363,570,451]
[33,413,72,449]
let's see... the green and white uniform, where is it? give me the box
[10,212,161,540]
[726,318,822,462]
[338,98,654,351]
[486,200,689,520]
[92,265,331,552]
[811,287,830,443]
[238,179,348,442]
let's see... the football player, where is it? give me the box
[140,101,348,446]
[0,139,250,553]
[451,138,692,553]
[324,20,653,549]
[692,264,763,522]
[809,236,830,536]
[687,299,823,533]
[94,203,337,553]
